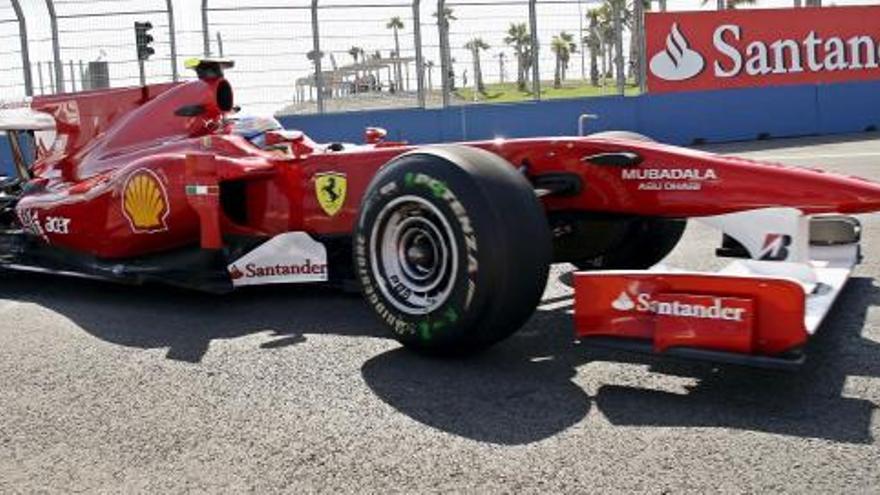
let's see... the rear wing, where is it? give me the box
[0,99,55,132]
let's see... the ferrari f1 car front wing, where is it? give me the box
[574,208,862,369]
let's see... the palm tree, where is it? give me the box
[433,7,457,93]
[504,22,532,91]
[425,60,435,91]
[628,0,651,85]
[595,1,627,80]
[551,32,577,89]
[348,46,363,84]
[584,10,601,85]
[306,49,324,98]
[594,4,612,79]
[386,17,405,91]
[464,38,490,93]
[496,52,507,84]
[348,46,362,65]
[433,7,457,23]
[449,56,457,90]
[586,0,641,75]
[307,49,323,66]
[369,50,383,89]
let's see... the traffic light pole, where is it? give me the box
[138,58,147,87]
[134,21,154,89]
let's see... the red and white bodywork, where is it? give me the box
[1,60,879,365]
[575,208,862,368]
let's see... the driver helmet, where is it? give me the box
[232,115,282,148]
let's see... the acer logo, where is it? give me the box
[612,291,748,322]
[44,216,71,235]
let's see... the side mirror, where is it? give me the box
[364,127,387,144]
[175,104,206,117]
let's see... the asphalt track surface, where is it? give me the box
[2,134,880,493]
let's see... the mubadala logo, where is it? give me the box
[612,290,748,322]
[620,167,718,191]
[621,168,718,181]
[650,23,705,81]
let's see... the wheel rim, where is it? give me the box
[369,195,459,315]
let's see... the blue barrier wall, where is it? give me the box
[282,82,880,145]
[278,80,880,146]
[2,80,879,176]
[0,133,10,175]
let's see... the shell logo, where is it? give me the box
[122,169,169,233]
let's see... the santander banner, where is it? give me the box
[646,6,880,93]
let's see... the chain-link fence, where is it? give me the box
[46,0,178,92]
[0,1,31,99]
[0,0,180,98]
[202,0,642,114]
[0,0,838,115]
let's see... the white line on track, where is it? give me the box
[735,151,880,160]
[537,298,574,311]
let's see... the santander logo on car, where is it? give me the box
[611,290,748,322]
[646,6,880,91]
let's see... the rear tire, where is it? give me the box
[354,146,552,355]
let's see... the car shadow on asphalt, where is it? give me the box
[2,270,877,446]
[360,276,880,446]
[0,271,382,363]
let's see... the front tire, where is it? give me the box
[354,146,552,355]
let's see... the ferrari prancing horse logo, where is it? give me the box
[315,172,347,217]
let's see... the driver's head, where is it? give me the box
[231,116,282,148]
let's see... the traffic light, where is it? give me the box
[134,22,154,61]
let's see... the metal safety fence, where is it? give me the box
[202,0,643,114]
[0,0,833,116]
[0,1,31,99]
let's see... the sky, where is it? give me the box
[0,0,877,115]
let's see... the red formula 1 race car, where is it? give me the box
[1,60,878,368]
